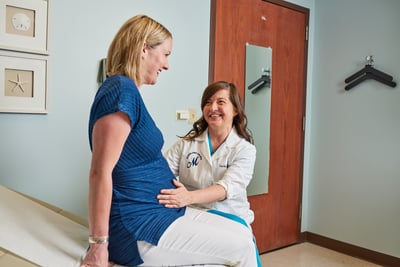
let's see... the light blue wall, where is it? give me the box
[1,0,399,259]
[308,0,400,258]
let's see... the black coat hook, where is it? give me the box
[344,56,396,90]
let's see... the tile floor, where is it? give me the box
[260,242,382,267]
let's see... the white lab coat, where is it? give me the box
[164,127,256,225]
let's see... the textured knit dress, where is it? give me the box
[88,75,185,266]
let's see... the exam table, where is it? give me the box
[0,185,226,267]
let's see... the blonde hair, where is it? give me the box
[106,15,172,85]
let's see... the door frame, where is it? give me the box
[209,0,309,253]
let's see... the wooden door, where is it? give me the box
[209,0,309,253]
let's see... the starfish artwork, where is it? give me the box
[8,73,29,93]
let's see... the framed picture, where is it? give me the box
[0,51,48,114]
[0,0,49,54]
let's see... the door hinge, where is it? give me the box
[302,115,306,131]
[305,26,309,41]
[299,203,302,221]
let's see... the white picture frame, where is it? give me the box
[0,0,49,55]
[0,51,48,114]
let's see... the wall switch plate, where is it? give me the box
[176,110,189,120]
[188,108,197,124]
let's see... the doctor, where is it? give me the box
[158,81,256,225]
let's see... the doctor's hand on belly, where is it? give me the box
[158,179,227,208]
[157,179,193,208]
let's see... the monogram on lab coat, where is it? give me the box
[164,127,256,225]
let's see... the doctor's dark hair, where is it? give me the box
[183,81,254,144]
[106,14,172,86]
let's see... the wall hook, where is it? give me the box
[344,56,396,90]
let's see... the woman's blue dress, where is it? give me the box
[88,75,185,266]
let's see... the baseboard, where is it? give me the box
[301,231,400,267]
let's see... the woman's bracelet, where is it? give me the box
[88,235,109,244]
